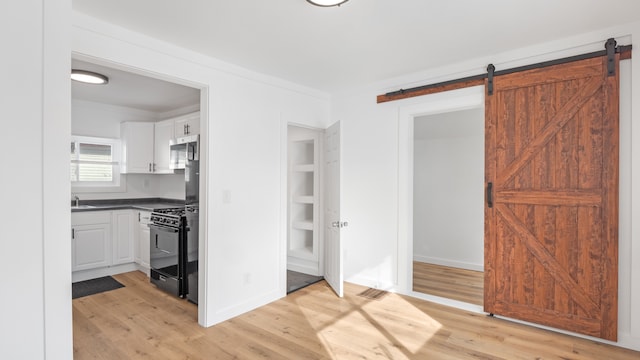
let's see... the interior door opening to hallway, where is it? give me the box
[412,108,485,306]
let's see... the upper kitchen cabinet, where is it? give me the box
[121,122,154,173]
[153,119,175,174]
[174,112,200,137]
[121,120,174,174]
[120,111,199,174]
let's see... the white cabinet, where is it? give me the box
[72,210,137,273]
[174,112,200,137]
[121,113,198,174]
[72,212,111,272]
[134,210,151,270]
[112,210,134,265]
[121,112,199,174]
[121,122,154,173]
[153,119,175,173]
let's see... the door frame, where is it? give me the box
[70,52,210,325]
[398,85,484,312]
[281,121,329,296]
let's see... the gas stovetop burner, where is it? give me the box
[153,207,185,216]
[150,207,186,228]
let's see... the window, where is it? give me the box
[71,136,121,188]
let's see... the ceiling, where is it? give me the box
[72,0,640,93]
[72,59,200,113]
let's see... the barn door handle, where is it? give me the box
[487,182,493,208]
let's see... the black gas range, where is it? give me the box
[149,207,191,300]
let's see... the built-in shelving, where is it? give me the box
[287,126,323,275]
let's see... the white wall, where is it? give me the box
[72,99,185,200]
[334,21,640,351]
[413,110,484,271]
[72,99,156,138]
[0,0,72,359]
[71,11,331,331]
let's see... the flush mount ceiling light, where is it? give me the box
[70,69,109,85]
[306,0,349,7]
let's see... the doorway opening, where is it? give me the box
[412,108,484,306]
[285,121,343,296]
[70,55,206,321]
[287,125,325,293]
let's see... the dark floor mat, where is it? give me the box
[72,276,124,299]
[287,270,323,294]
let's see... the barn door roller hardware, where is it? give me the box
[606,38,617,76]
[487,64,495,96]
[377,38,631,103]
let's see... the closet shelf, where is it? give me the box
[292,221,313,231]
[293,196,314,204]
[289,246,314,259]
[293,164,314,172]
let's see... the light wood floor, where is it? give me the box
[413,262,484,306]
[73,271,640,359]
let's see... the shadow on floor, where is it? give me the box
[287,270,323,294]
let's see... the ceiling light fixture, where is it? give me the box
[70,69,109,85]
[306,0,349,7]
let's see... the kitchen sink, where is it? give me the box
[71,205,96,209]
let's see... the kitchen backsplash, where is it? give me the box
[73,173,185,201]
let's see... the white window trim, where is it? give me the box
[71,135,126,193]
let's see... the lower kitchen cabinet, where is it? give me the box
[112,210,135,265]
[72,210,137,274]
[134,210,151,270]
[72,211,111,272]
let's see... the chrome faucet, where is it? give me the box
[73,195,80,207]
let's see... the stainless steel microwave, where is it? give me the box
[169,134,199,170]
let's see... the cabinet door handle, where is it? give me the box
[184,124,188,135]
[186,124,190,134]
[148,163,152,172]
[138,212,141,222]
[487,182,493,208]
[152,163,156,172]
[72,228,75,239]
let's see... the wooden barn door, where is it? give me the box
[484,55,620,340]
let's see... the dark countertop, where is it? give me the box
[71,198,184,213]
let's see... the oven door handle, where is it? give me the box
[148,224,179,233]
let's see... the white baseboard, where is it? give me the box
[344,274,397,292]
[135,263,150,277]
[413,255,484,272]
[72,263,139,283]
[206,288,282,327]
[617,332,640,352]
[287,256,321,276]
